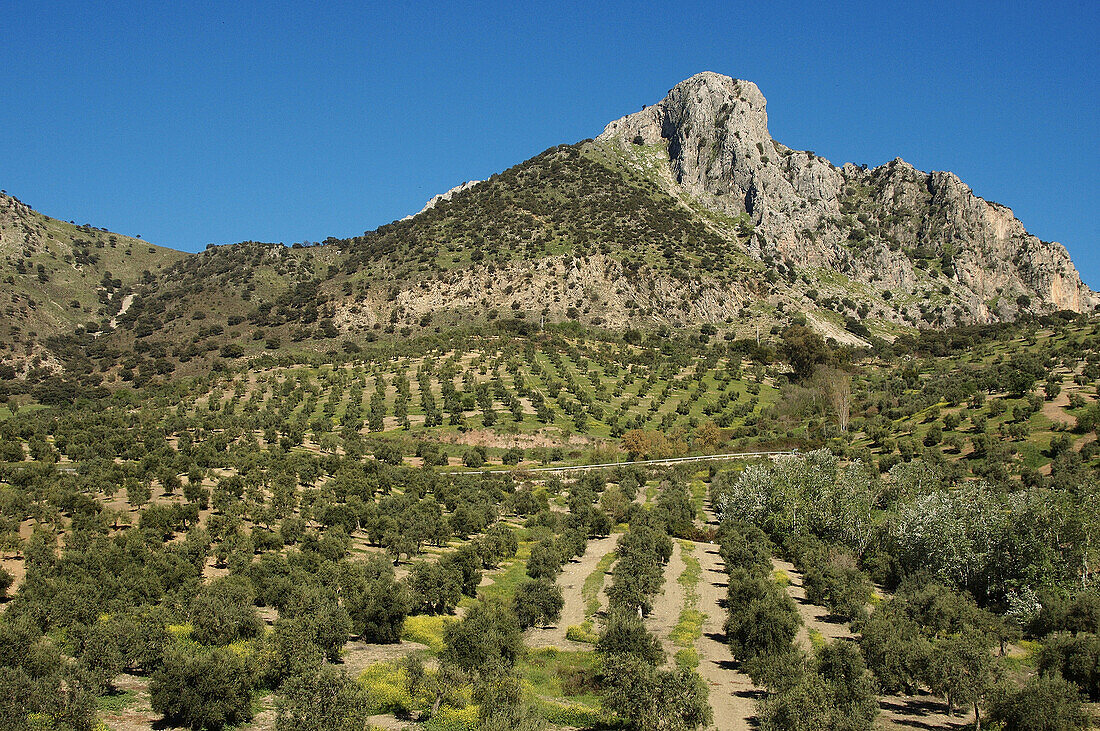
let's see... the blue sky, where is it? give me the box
[3,1,1097,285]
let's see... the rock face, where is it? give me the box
[404,180,482,220]
[598,72,1096,323]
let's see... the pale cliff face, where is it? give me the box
[598,72,1097,323]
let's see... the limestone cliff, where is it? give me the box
[597,72,1096,325]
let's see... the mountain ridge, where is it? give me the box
[1,72,1095,378]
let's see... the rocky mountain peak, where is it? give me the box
[596,72,1097,323]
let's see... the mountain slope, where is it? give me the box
[598,71,1096,323]
[0,193,184,373]
[5,72,1095,379]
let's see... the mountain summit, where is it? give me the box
[598,72,1096,319]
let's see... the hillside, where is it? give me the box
[0,192,184,374]
[4,72,1096,382]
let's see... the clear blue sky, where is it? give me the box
[3,1,1097,285]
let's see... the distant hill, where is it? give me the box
[0,193,183,375]
[3,72,1095,378]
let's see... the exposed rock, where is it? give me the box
[403,180,482,220]
[597,72,1097,324]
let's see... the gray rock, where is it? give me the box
[597,72,1097,324]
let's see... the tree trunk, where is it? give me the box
[974,702,981,731]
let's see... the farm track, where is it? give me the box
[646,540,686,668]
[692,504,762,731]
[769,557,853,651]
[526,534,618,649]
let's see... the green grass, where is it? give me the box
[565,623,600,644]
[670,542,704,668]
[583,550,617,619]
[518,647,601,705]
[468,541,532,606]
[95,689,136,713]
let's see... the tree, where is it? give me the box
[269,615,323,683]
[347,557,409,643]
[408,561,461,615]
[440,544,483,597]
[526,538,563,581]
[513,579,565,629]
[987,673,1089,731]
[817,641,878,730]
[759,671,833,731]
[1037,633,1100,700]
[601,654,712,731]
[479,524,519,568]
[275,666,371,731]
[694,420,723,452]
[150,646,254,730]
[443,599,523,675]
[928,632,994,719]
[726,592,801,663]
[189,576,264,646]
[597,608,664,666]
[127,479,151,511]
[821,368,852,433]
[780,324,829,382]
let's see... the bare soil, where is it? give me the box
[339,639,428,678]
[646,539,685,668]
[769,556,853,651]
[526,534,617,650]
[693,538,763,731]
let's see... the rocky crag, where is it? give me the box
[597,72,1096,324]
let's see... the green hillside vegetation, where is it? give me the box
[1,310,1099,729]
[0,193,184,375]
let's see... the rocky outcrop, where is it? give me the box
[598,72,1097,323]
[403,180,482,220]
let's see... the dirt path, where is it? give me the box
[694,539,763,731]
[526,534,618,649]
[769,557,853,651]
[646,540,686,666]
[1042,390,1075,426]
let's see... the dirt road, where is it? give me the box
[526,534,618,649]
